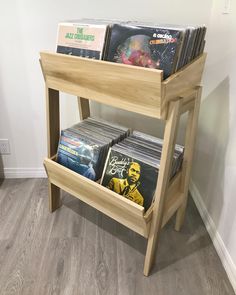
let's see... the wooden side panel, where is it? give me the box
[77,97,90,120]
[175,87,202,231]
[48,183,61,213]
[144,100,181,276]
[161,171,183,228]
[45,87,61,212]
[161,53,206,118]
[44,158,149,237]
[46,88,60,157]
[40,52,163,119]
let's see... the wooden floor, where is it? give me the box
[0,178,234,295]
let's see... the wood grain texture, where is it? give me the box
[175,87,202,231]
[0,178,234,295]
[44,158,148,237]
[48,182,61,213]
[45,87,61,212]
[144,170,182,223]
[162,54,206,103]
[40,51,208,277]
[40,51,163,119]
[77,97,90,120]
[144,100,181,276]
[46,87,60,158]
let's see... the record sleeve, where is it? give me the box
[101,147,158,210]
[57,129,106,181]
[56,117,130,180]
[56,21,109,59]
[105,23,184,79]
[183,26,198,65]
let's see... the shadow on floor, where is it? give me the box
[63,191,211,274]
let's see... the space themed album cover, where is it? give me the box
[57,129,106,181]
[105,24,184,79]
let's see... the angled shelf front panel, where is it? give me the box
[40,51,163,119]
[44,157,150,237]
[44,157,184,238]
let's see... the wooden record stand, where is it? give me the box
[40,51,206,276]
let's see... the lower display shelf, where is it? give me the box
[44,157,184,238]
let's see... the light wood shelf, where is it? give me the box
[40,51,206,119]
[40,51,206,276]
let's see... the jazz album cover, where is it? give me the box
[57,21,109,59]
[101,148,158,210]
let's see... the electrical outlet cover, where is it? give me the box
[0,139,10,154]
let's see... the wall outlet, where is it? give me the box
[0,139,10,154]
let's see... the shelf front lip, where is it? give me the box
[40,51,163,119]
[44,157,149,238]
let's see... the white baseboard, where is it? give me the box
[0,168,47,178]
[190,180,236,293]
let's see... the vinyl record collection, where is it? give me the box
[56,19,206,79]
[57,117,130,181]
[101,130,184,210]
[57,118,184,210]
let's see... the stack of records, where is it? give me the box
[131,131,184,179]
[101,131,184,211]
[172,24,207,70]
[105,22,206,79]
[57,117,130,181]
[56,19,206,78]
[105,23,185,79]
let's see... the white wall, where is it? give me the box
[190,0,236,290]
[0,0,212,174]
[0,0,236,291]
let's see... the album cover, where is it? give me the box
[57,118,130,180]
[57,129,105,181]
[101,147,158,210]
[105,23,184,79]
[56,21,109,59]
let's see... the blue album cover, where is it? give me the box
[57,131,102,181]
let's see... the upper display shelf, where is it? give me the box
[40,51,206,120]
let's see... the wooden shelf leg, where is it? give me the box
[77,97,90,120]
[175,87,202,231]
[49,181,61,212]
[46,87,61,212]
[143,100,181,276]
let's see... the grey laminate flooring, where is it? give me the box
[0,178,234,295]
